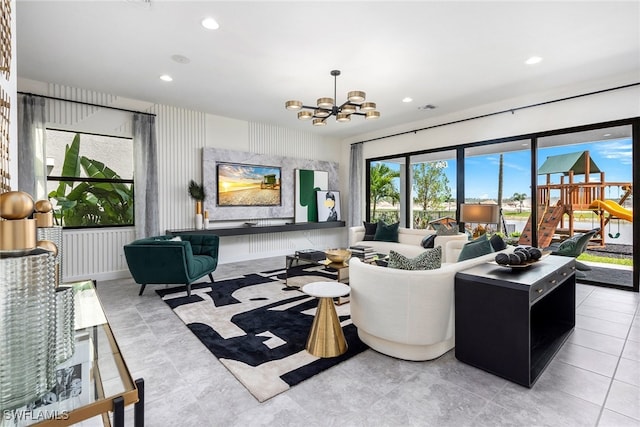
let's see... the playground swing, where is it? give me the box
[608,217,621,239]
[607,186,621,239]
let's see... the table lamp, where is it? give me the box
[459,203,500,238]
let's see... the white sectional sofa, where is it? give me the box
[348,225,467,261]
[348,238,512,361]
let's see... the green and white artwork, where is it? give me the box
[295,169,328,223]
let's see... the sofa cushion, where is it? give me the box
[363,221,378,241]
[374,220,400,242]
[388,247,442,270]
[489,234,507,251]
[421,234,437,249]
[458,234,494,262]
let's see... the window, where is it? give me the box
[45,129,134,228]
[369,159,403,225]
[410,150,456,229]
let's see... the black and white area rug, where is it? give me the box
[156,269,367,402]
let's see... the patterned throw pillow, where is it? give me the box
[388,247,442,270]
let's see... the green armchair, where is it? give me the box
[124,234,219,296]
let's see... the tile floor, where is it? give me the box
[96,257,640,427]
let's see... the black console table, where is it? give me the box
[167,221,345,237]
[454,255,576,387]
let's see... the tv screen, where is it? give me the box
[216,162,281,206]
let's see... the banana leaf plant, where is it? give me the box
[48,133,134,227]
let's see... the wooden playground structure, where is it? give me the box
[518,151,632,248]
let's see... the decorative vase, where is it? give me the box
[194,201,204,229]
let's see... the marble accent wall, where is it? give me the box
[203,148,339,221]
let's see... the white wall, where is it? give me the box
[17,78,345,281]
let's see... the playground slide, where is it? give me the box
[589,200,633,222]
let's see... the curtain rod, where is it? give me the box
[353,82,640,145]
[18,91,157,117]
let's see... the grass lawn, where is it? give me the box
[577,253,633,266]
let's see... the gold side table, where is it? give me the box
[302,281,350,358]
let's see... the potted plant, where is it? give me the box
[188,180,206,229]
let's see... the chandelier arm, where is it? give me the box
[350,112,367,116]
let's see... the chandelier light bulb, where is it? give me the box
[286,100,303,110]
[348,91,366,103]
[317,98,334,109]
[312,118,327,126]
[365,111,381,120]
[360,102,376,111]
[336,113,351,123]
[297,110,313,120]
[315,109,330,118]
[341,104,356,114]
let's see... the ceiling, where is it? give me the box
[16,1,640,140]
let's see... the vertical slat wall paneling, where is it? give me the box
[47,83,118,126]
[150,104,206,233]
[62,228,134,281]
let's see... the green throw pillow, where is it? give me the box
[458,234,494,261]
[373,220,400,242]
[388,247,442,270]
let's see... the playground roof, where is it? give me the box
[537,151,601,176]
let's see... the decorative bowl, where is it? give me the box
[325,248,352,264]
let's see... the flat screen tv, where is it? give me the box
[216,162,281,207]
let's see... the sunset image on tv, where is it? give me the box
[217,162,281,206]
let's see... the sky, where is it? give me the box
[377,138,633,202]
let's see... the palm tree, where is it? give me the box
[512,192,527,213]
[370,163,400,220]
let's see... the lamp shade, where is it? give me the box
[459,204,500,224]
[297,110,313,120]
[341,104,356,114]
[348,91,365,103]
[285,100,303,110]
[312,118,326,126]
[336,113,351,123]
[317,97,334,108]
[360,102,376,111]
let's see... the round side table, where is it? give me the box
[302,281,350,358]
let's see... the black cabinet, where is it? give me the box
[454,255,576,387]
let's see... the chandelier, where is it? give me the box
[285,70,380,126]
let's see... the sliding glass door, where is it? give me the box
[464,140,532,241]
[537,125,633,288]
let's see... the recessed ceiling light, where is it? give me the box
[160,74,173,82]
[603,133,612,137]
[171,54,190,64]
[201,17,220,30]
[402,97,413,103]
[525,56,543,65]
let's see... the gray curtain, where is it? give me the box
[348,142,363,227]
[133,113,159,238]
[17,94,47,199]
